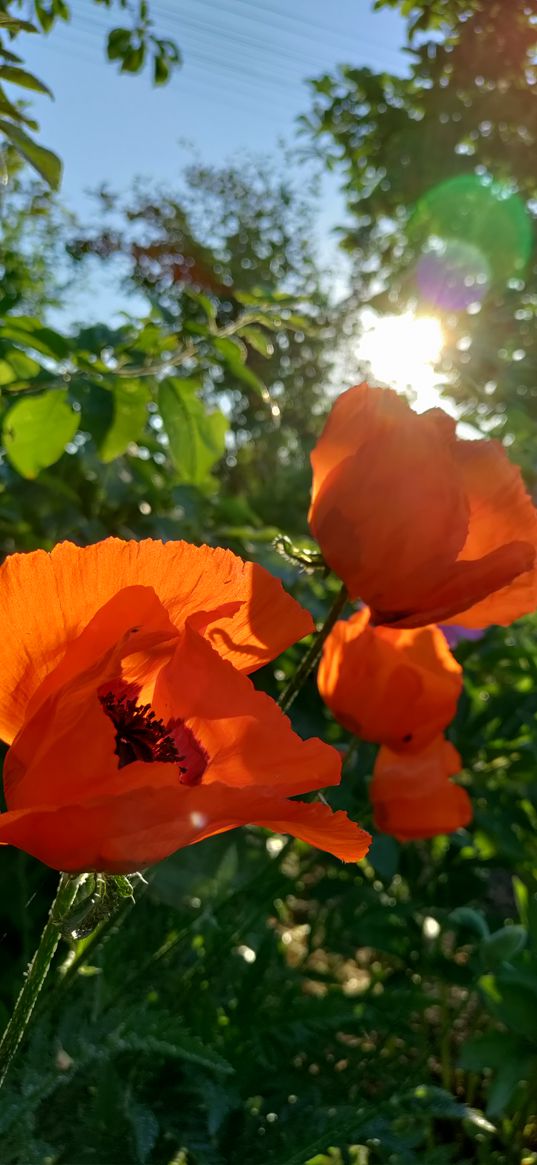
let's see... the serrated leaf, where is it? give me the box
[159,377,227,485]
[3,390,79,478]
[125,1100,159,1165]
[109,1028,234,1075]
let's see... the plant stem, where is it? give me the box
[278,583,348,715]
[0,871,81,1089]
[440,983,452,1091]
[343,736,360,773]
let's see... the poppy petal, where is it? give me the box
[4,586,179,809]
[0,782,371,872]
[445,437,537,626]
[377,542,535,628]
[7,610,340,814]
[318,610,462,752]
[23,584,178,728]
[0,538,313,744]
[152,623,342,797]
[371,737,472,841]
[309,386,469,606]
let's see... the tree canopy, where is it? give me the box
[305,0,537,468]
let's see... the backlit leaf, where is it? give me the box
[3,390,79,478]
[159,376,227,485]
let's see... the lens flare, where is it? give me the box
[417,238,491,310]
[411,174,532,310]
[358,311,445,412]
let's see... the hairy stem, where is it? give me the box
[0,872,81,1089]
[278,583,348,715]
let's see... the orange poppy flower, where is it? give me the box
[371,736,472,841]
[0,539,370,872]
[318,608,462,753]
[309,383,537,628]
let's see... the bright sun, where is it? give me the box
[357,310,446,413]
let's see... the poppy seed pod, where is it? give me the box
[318,608,462,753]
[309,383,537,629]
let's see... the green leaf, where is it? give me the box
[367,834,400,881]
[124,1100,159,1165]
[153,53,170,86]
[99,379,150,462]
[513,877,529,926]
[213,336,270,400]
[241,325,274,357]
[182,286,217,321]
[479,971,537,1041]
[486,1056,536,1118]
[0,317,70,359]
[158,377,227,485]
[461,1032,537,1116]
[120,44,146,74]
[3,391,79,478]
[449,907,490,939]
[0,15,37,32]
[0,359,17,386]
[0,66,52,97]
[107,27,132,61]
[460,1031,530,1072]
[3,348,42,380]
[480,925,527,968]
[109,1023,234,1075]
[0,119,62,189]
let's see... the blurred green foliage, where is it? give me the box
[0,2,536,1163]
[0,1,181,188]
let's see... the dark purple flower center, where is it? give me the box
[100,691,208,785]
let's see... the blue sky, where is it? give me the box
[20,0,407,320]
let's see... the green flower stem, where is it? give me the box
[278,583,348,715]
[0,871,82,1089]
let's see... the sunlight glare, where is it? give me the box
[357,311,446,413]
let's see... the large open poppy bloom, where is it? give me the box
[318,608,462,753]
[0,539,370,872]
[371,736,472,841]
[309,383,537,628]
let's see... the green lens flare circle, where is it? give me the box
[412,175,532,308]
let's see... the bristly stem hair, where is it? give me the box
[0,871,82,1089]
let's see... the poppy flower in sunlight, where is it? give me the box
[309,382,537,629]
[318,608,462,753]
[0,538,370,872]
[371,736,472,841]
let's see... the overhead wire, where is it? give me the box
[40,1,406,125]
[75,11,305,99]
[51,15,295,115]
[154,0,405,69]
